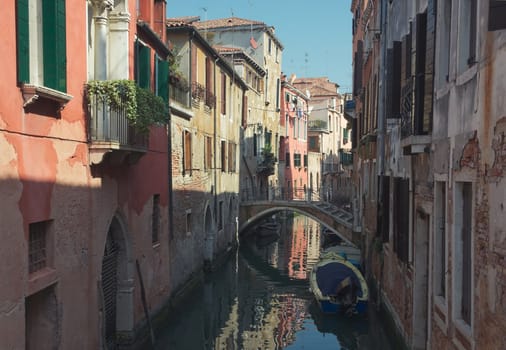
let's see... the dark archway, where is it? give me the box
[100,214,134,348]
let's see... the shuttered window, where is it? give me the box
[183,130,192,175]
[489,1,506,31]
[136,41,151,89]
[43,0,67,91]
[16,0,67,92]
[221,140,226,172]
[156,57,169,103]
[221,72,226,115]
[16,0,30,83]
[393,178,409,263]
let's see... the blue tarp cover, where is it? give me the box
[315,262,362,297]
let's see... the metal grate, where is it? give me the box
[29,222,47,273]
[102,234,119,349]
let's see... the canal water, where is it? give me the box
[151,213,394,349]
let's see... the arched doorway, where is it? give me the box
[100,214,134,348]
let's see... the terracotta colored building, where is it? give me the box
[280,76,309,200]
[1,0,174,348]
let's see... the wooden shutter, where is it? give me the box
[205,56,212,93]
[138,44,151,89]
[392,41,402,118]
[423,0,435,133]
[43,0,67,91]
[221,141,226,172]
[157,57,169,102]
[461,183,472,324]
[184,130,191,175]
[221,73,226,114]
[16,0,30,84]
[414,12,427,135]
[242,94,248,127]
[489,1,506,31]
[190,42,197,84]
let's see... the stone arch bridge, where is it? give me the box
[239,199,360,247]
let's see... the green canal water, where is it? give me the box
[150,214,395,349]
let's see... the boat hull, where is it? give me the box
[310,252,369,316]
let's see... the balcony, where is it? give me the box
[339,149,353,166]
[256,151,276,176]
[85,81,152,165]
[308,119,328,132]
[191,82,216,109]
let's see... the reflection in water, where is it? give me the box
[152,213,393,350]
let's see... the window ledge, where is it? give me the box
[21,84,72,110]
[456,64,478,87]
[27,267,58,296]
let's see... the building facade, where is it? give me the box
[351,0,506,349]
[2,0,174,348]
[166,21,247,289]
[280,76,309,200]
[190,17,284,200]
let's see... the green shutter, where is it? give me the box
[138,44,151,89]
[42,0,67,91]
[157,58,169,103]
[16,0,30,83]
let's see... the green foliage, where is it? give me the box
[86,80,168,134]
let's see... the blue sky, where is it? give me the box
[166,1,353,92]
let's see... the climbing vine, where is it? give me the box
[86,79,168,133]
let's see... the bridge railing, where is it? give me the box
[240,186,330,203]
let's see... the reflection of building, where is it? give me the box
[287,215,309,279]
[166,20,247,288]
[305,220,322,268]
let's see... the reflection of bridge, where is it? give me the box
[239,189,359,247]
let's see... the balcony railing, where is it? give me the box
[191,82,216,108]
[339,150,353,166]
[308,119,328,131]
[85,83,150,165]
[256,152,276,176]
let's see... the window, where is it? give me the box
[454,182,473,325]
[205,136,212,171]
[268,38,272,54]
[393,178,409,263]
[434,181,447,299]
[152,194,160,244]
[437,0,452,85]
[221,140,226,172]
[228,143,237,172]
[276,78,280,110]
[489,1,506,31]
[16,0,67,92]
[253,134,258,156]
[308,136,319,152]
[457,0,477,73]
[185,210,192,235]
[29,221,50,273]
[136,40,151,89]
[183,130,192,175]
[294,153,301,167]
[221,72,226,114]
[303,154,308,168]
[155,56,169,103]
[286,152,290,167]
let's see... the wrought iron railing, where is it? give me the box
[191,82,216,108]
[86,93,148,148]
[169,83,190,107]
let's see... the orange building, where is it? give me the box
[1,0,173,348]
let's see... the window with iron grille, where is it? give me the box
[152,194,160,244]
[29,221,50,273]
